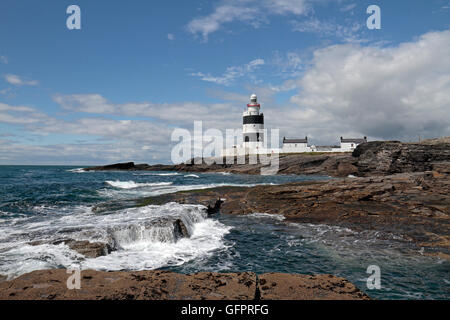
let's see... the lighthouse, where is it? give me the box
[243,94,265,152]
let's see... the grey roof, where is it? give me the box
[340,137,367,144]
[283,137,308,144]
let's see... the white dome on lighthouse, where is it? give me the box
[250,94,257,102]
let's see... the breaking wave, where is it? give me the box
[105,180,173,189]
[0,203,231,279]
[184,174,200,178]
[67,168,85,173]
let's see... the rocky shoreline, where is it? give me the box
[0,269,369,300]
[141,170,449,258]
[83,138,450,178]
[2,139,448,300]
[129,139,450,258]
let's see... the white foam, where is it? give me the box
[83,218,231,271]
[98,182,274,199]
[184,174,200,178]
[67,168,85,173]
[245,212,286,221]
[133,172,179,176]
[105,180,173,189]
[0,203,232,279]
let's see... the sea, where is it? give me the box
[0,165,448,299]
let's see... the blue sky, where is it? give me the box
[0,0,449,164]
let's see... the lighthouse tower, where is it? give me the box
[243,94,264,152]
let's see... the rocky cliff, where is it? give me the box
[353,140,450,176]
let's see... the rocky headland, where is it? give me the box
[83,138,450,178]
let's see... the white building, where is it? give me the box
[221,95,368,156]
[281,137,309,153]
[339,137,368,152]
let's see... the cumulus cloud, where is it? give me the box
[280,30,450,143]
[187,0,311,40]
[167,33,175,40]
[190,58,265,85]
[3,74,38,86]
[0,56,8,64]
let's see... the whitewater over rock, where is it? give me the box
[0,202,230,279]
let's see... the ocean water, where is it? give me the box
[0,165,448,300]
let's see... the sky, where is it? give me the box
[0,0,449,165]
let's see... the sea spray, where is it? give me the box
[0,202,231,278]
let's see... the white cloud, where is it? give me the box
[282,30,450,142]
[4,74,39,86]
[340,3,357,12]
[271,51,305,78]
[0,56,8,64]
[167,33,175,40]
[190,58,265,85]
[187,0,311,40]
[52,93,242,129]
[0,140,171,165]
[0,102,48,124]
[291,18,364,43]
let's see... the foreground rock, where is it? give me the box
[258,273,368,300]
[83,138,450,177]
[0,269,369,300]
[142,170,450,258]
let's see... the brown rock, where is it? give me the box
[142,170,450,257]
[30,239,114,258]
[0,270,368,300]
[258,273,369,300]
[173,219,189,239]
[337,162,358,176]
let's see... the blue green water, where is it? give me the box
[0,166,448,299]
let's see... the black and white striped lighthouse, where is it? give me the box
[243,94,264,150]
